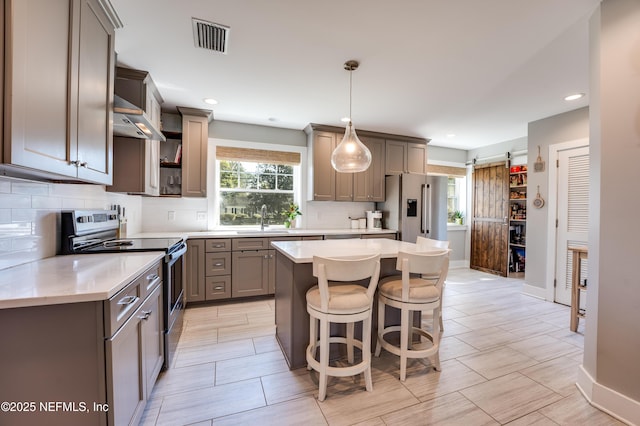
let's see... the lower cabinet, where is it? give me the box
[231,249,272,297]
[0,260,163,426]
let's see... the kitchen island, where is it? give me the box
[271,238,422,369]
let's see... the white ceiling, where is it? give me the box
[110,0,600,150]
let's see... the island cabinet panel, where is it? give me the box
[3,0,114,184]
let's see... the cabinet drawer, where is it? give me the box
[232,237,269,251]
[139,262,163,300]
[205,238,232,252]
[105,279,143,338]
[205,275,231,300]
[205,252,231,276]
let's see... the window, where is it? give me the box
[447,176,466,224]
[215,146,301,227]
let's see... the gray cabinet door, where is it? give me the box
[76,0,114,184]
[232,250,270,297]
[311,132,336,201]
[354,136,385,202]
[406,143,427,174]
[181,114,208,197]
[385,140,407,175]
[186,240,206,302]
[141,284,164,398]
[5,0,78,177]
[106,306,145,426]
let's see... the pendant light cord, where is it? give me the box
[349,67,353,126]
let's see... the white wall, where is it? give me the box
[578,2,640,423]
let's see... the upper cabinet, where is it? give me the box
[306,124,427,201]
[158,108,212,198]
[108,67,164,196]
[1,0,116,184]
[385,140,428,175]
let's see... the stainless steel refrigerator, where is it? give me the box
[376,174,448,242]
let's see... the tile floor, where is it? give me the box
[140,268,624,425]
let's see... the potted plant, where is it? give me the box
[452,210,464,225]
[283,203,302,228]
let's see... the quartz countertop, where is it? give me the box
[271,238,422,263]
[0,252,165,309]
[130,228,397,239]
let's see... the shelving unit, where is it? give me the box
[160,130,183,196]
[508,165,527,277]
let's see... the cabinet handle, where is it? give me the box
[214,286,224,290]
[269,254,274,259]
[117,295,139,306]
[146,273,159,282]
[138,310,152,320]
[79,162,88,168]
[214,262,223,267]
[70,160,80,166]
[264,255,268,259]
[214,244,223,248]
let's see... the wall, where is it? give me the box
[0,176,142,270]
[526,107,589,295]
[577,1,640,423]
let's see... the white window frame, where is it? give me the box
[208,138,307,229]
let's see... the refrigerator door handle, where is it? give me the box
[421,183,431,234]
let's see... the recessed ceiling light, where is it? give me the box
[203,98,218,105]
[564,93,585,101]
[446,133,456,138]
[340,117,350,123]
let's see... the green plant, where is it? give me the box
[283,203,302,228]
[452,210,464,224]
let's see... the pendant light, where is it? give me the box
[331,60,372,173]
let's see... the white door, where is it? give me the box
[554,146,589,305]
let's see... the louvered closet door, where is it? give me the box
[554,147,589,305]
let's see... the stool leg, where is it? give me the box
[375,297,385,357]
[432,307,442,371]
[363,314,373,392]
[347,322,355,364]
[400,306,410,382]
[318,318,329,402]
[308,316,317,371]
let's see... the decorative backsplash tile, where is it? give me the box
[0,176,142,270]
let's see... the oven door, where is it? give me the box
[163,242,187,369]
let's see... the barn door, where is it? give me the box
[470,163,510,276]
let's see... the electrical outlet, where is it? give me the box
[196,212,207,221]
[168,211,176,221]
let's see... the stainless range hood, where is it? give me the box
[113,95,166,141]
[113,66,166,142]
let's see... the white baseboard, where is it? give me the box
[449,260,469,269]
[521,283,547,300]
[577,365,640,425]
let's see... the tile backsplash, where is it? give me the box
[0,176,141,270]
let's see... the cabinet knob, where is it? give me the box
[138,310,152,320]
[70,160,80,166]
[79,162,88,168]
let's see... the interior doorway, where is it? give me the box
[546,139,590,305]
[470,162,509,276]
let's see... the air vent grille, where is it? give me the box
[192,18,229,54]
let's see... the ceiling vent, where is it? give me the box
[192,18,229,54]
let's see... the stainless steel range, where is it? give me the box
[60,209,186,370]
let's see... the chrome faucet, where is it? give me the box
[260,204,268,230]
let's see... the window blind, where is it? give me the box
[216,146,300,165]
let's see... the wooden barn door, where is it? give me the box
[470,163,510,276]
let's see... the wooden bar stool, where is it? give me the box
[306,254,381,401]
[375,249,449,381]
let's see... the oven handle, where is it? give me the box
[165,242,187,263]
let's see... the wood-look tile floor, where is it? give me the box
[140,268,624,426]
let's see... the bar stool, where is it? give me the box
[375,249,449,381]
[306,254,381,401]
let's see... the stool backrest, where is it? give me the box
[416,236,450,249]
[313,254,381,310]
[396,250,449,301]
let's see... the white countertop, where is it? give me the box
[0,252,165,309]
[271,238,422,263]
[130,228,397,239]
